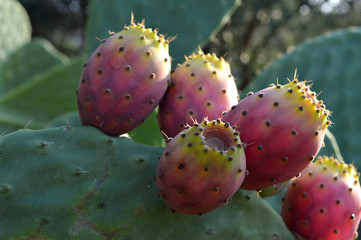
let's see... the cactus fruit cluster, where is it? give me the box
[74,17,361,238]
[2,5,361,239]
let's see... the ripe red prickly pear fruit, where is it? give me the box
[156,119,246,215]
[157,51,239,139]
[76,20,171,136]
[222,78,330,190]
[281,156,361,240]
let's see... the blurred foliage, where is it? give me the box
[204,0,361,90]
[19,0,361,91]
[19,0,88,57]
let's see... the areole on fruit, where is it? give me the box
[202,121,234,151]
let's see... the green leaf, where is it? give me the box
[86,0,240,65]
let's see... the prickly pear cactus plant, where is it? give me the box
[2,0,361,239]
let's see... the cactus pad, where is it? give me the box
[0,58,84,132]
[0,38,69,94]
[0,125,294,239]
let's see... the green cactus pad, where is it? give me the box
[0,0,31,62]
[48,110,164,147]
[0,58,84,132]
[0,38,69,94]
[246,27,361,169]
[129,110,164,147]
[0,125,294,239]
[48,111,83,128]
[86,0,240,65]
[0,38,68,94]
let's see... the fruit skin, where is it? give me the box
[222,78,330,190]
[281,156,361,240]
[77,20,171,136]
[158,51,239,138]
[156,119,246,215]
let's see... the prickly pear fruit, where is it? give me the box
[76,19,171,136]
[157,51,239,138]
[156,119,246,215]
[222,78,330,190]
[281,156,361,240]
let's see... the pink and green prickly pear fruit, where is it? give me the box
[222,78,330,190]
[157,51,239,139]
[156,119,246,215]
[76,19,171,136]
[281,156,361,240]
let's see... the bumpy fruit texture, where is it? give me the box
[222,78,330,190]
[156,119,246,215]
[77,20,171,136]
[158,51,239,138]
[281,156,361,240]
